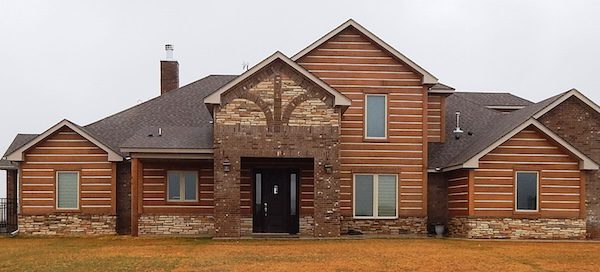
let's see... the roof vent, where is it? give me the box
[453,111,464,134]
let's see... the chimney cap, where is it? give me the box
[165,44,174,60]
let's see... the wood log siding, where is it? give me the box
[140,161,214,214]
[473,126,584,218]
[19,126,115,215]
[297,26,427,217]
[427,95,444,143]
[447,170,469,217]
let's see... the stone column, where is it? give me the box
[213,153,241,237]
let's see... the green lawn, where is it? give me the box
[0,237,599,271]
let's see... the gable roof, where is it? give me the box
[85,74,237,152]
[462,118,598,170]
[292,19,438,85]
[204,52,352,106]
[5,119,123,162]
[430,89,600,171]
[3,133,37,158]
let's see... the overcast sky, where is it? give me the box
[1,0,599,197]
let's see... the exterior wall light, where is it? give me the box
[223,159,231,172]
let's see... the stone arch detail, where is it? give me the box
[281,91,324,125]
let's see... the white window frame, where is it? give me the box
[353,173,398,219]
[364,94,388,139]
[166,171,199,202]
[514,171,540,212]
[55,171,80,210]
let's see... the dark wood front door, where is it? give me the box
[253,169,299,234]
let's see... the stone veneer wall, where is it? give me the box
[18,214,116,235]
[299,216,315,236]
[240,217,253,236]
[213,61,341,237]
[138,215,214,236]
[340,216,428,235]
[448,217,586,239]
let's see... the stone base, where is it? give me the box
[18,214,116,235]
[240,217,253,236]
[138,214,214,236]
[340,216,428,235]
[299,215,315,236]
[448,217,587,239]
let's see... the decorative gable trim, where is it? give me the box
[461,118,599,171]
[5,119,123,162]
[291,19,438,85]
[204,51,352,107]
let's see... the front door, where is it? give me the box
[253,169,299,234]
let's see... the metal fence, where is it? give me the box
[0,198,17,233]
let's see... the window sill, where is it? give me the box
[353,216,398,220]
[363,138,389,143]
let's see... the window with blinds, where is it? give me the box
[167,171,198,202]
[56,172,79,209]
[365,94,387,139]
[354,174,397,218]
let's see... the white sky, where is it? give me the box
[1,0,599,197]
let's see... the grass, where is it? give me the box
[0,237,599,271]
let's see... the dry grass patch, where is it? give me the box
[0,237,599,271]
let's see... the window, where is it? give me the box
[56,171,79,209]
[354,174,397,218]
[167,171,198,202]
[515,171,539,212]
[365,94,387,139]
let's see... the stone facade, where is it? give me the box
[299,216,315,236]
[240,217,253,236]
[448,217,586,239]
[138,215,214,236]
[18,214,116,235]
[213,60,341,237]
[340,216,428,235]
[539,96,600,239]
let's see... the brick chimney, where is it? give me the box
[160,44,179,94]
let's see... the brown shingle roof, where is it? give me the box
[429,92,566,170]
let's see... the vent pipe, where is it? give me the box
[453,111,464,134]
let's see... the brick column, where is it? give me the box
[214,153,241,237]
[130,158,141,236]
[313,157,341,237]
[7,169,18,232]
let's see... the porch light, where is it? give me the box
[223,159,231,172]
[324,163,333,174]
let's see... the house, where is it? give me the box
[1,19,599,239]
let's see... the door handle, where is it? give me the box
[263,202,268,215]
